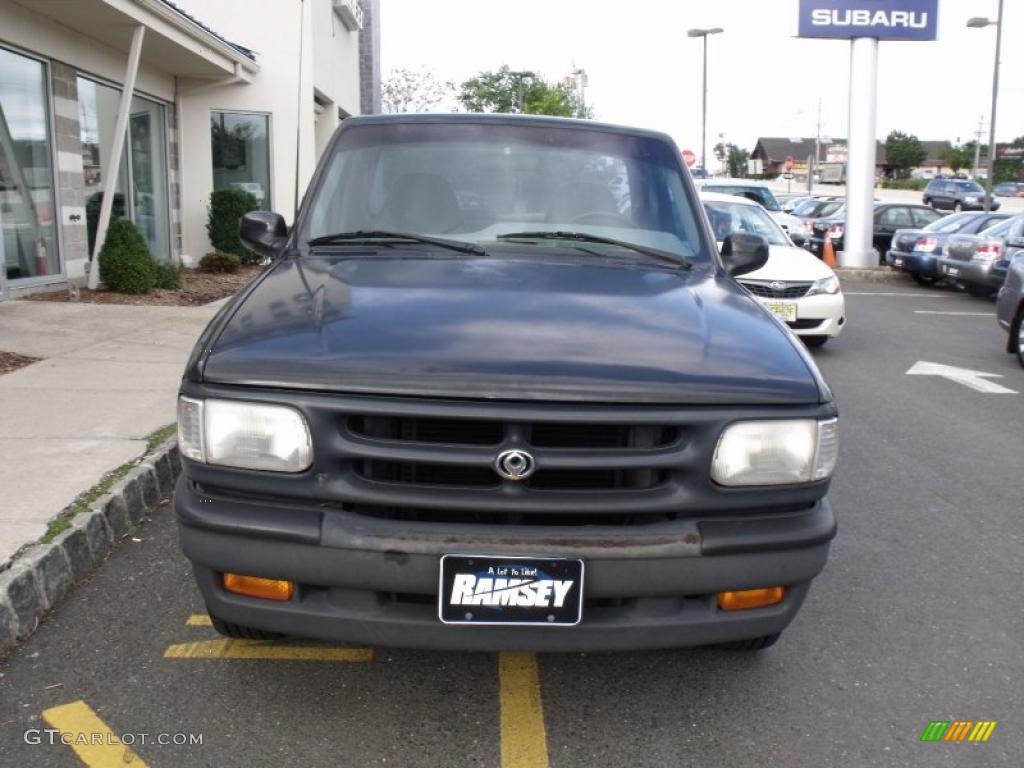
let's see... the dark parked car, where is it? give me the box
[174,114,839,653]
[996,251,1024,366]
[886,211,1010,285]
[922,178,999,211]
[790,197,845,247]
[809,203,942,264]
[690,166,710,179]
[993,182,1024,198]
[937,214,1024,297]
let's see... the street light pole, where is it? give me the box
[687,27,723,172]
[968,2,1004,212]
[509,70,535,114]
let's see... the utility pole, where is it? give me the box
[810,97,822,193]
[971,116,984,179]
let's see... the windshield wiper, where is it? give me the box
[497,231,691,269]
[307,230,488,256]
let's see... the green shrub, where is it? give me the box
[881,177,927,191]
[199,251,241,274]
[207,189,259,264]
[153,261,184,290]
[98,219,155,294]
[85,192,126,256]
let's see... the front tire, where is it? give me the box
[1013,308,1024,368]
[714,633,781,651]
[953,201,964,212]
[802,335,829,348]
[210,614,286,641]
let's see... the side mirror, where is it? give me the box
[239,211,288,260]
[721,233,770,277]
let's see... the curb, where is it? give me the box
[835,267,906,283]
[0,439,180,655]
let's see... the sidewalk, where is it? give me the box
[0,299,222,565]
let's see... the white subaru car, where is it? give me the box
[701,191,846,347]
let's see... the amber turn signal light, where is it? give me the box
[223,573,295,601]
[717,586,785,611]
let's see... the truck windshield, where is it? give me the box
[303,121,707,263]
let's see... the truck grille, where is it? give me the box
[349,417,678,492]
[740,281,813,299]
[187,390,836,525]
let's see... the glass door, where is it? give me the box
[0,46,60,285]
[78,76,169,260]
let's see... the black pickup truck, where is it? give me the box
[175,114,838,652]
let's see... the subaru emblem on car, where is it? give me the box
[770,281,787,291]
[495,449,536,481]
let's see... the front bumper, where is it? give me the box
[784,292,845,338]
[176,477,835,651]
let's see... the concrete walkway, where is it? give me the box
[0,299,222,565]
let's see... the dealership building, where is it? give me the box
[0,0,380,299]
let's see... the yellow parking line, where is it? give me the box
[499,652,549,768]
[186,614,212,626]
[163,638,373,661]
[41,700,149,767]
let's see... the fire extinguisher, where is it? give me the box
[34,237,48,276]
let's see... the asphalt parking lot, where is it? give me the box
[0,278,1020,768]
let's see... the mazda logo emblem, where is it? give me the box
[769,281,786,291]
[494,449,536,481]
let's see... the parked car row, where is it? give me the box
[882,208,1024,367]
[808,202,942,264]
[885,210,1024,297]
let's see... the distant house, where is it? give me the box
[751,136,953,179]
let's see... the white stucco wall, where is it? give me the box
[175,0,362,260]
[1,0,366,269]
[0,0,175,100]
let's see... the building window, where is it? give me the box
[0,46,59,282]
[211,111,270,208]
[77,77,171,261]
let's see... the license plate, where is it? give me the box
[438,555,584,626]
[762,300,798,322]
[944,266,960,276]
[893,258,904,267]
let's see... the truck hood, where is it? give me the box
[200,252,823,404]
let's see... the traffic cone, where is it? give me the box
[822,236,837,268]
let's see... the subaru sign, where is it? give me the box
[798,0,939,41]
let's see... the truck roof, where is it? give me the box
[339,112,677,143]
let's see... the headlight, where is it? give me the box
[964,196,978,203]
[805,275,840,297]
[712,418,838,486]
[177,397,313,472]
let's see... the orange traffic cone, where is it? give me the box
[822,236,837,268]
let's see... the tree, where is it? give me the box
[939,142,974,173]
[884,131,926,179]
[457,66,590,118]
[713,141,750,177]
[381,68,453,114]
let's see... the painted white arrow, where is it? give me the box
[906,361,1018,395]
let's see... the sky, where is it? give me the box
[380,0,1024,161]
